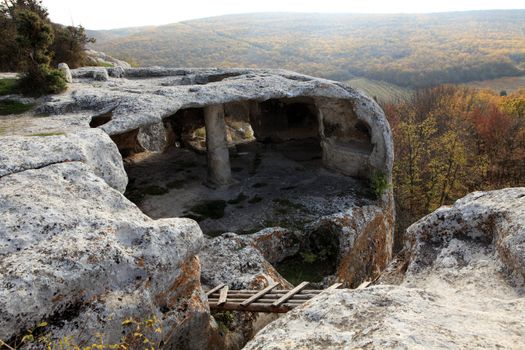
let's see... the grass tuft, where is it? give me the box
[0,100,34,115]
[28,132,65,137]
[0,78,19,96]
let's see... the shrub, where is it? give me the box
[51,24,95,68]
[0,78,19,95]
[370,171,390,199]
[14,8,67,96]
[0,100,34,115]
[18,65,67,96]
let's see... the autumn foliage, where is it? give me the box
[384,86,525,247]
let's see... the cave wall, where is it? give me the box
[249,97,319,142]
[316,98,374,178]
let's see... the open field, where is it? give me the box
[346,78,412,103]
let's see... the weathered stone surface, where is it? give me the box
[108,66,125,78]
[84,49,132,68]
[246,188,525,349]
[404,188,525,279]
[306,203,393,288]
[200,232,292,292]
[0,129,127,193]
[238,227,301,264]
[1,66,397,348]
[136,122,169,152]
[58,62,72,83]
[93,69,109,81]
[200,232,292,350]
[0,94,36,104]
[0,161,209,348]
[204,104,233,186]
[39,67,393,179]
[245,285,525,349]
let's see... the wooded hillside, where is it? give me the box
[89,11,525,87]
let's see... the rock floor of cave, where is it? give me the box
[125,138,372,237]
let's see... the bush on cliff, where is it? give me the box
[14,8,66,96]
[0,0,94,89]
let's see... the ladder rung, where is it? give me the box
[241,283,279,306]
[217,285,229,305]
[272,281,309,307]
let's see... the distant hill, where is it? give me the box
[88,10,525,88]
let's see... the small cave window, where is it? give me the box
[165,108,206,152]
[354,121,372,142]
[89,111,112,128]
[110,129,142,158]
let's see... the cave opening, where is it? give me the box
[273,227,341,287]
[112,97,373,285]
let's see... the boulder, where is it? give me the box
[93,69,109,81]
[58,62,73,83]
[84,49,132,69]
[305,203,393,287]
[0,162,210,348]
[108,66,125,78]
[404,188,525,279]
[137,121,169,152]
[0,129,127,193]
[246,188,525,349]
[237,227,302,264]
[200,232,293,350]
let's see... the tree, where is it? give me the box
[0,0,95,77]
[15,8,66,95]
[384,85,525,249]
[51,24,95,68]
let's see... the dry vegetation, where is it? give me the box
[346,78,412,103]
[384,87,525,247]
[464,76,525,94]
[89,11,525,88]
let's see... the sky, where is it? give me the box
[42,0,525,30]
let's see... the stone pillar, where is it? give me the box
[204,104,232,186]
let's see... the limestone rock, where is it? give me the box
[200,232,292,292]
[200,232,292,350]
[244,285,525,349]
[237,227,301,264]
[246,188,525,349]
[84,49,132,68]
[0,161,209,348]
[404,188,525,279]
[40,67,394,180]
[0,129,127,193]
[137,121,169,152]
[306,203,393,287]
[0,94,36,105]
[58,62,72,83]
[108,66,125,78]
[0,66,397,348]
[93,69,109,81]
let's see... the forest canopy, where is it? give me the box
[88,11,525,87]
[384,87,525,247]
